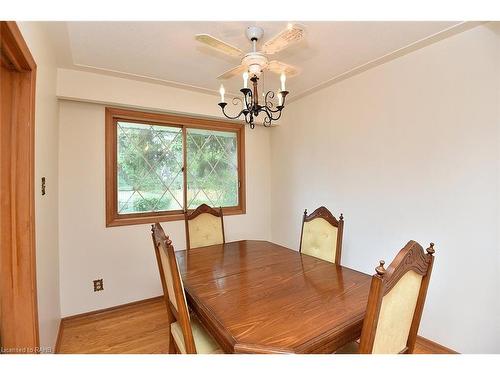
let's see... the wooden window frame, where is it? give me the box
[105,107,246,227]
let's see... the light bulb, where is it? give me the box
[280,73,286,91]
[219,84,225,103]
[243,71,249,89]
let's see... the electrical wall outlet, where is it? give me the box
[41,177,46,195]
[93,279,104,292]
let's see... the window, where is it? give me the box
[105,107,245,227]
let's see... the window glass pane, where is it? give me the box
[186,128,238,209]
[117,121,183,214]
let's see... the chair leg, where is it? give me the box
[168,331,176,354]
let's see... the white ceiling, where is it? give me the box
[48,21,464,100]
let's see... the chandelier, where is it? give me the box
[194,25,303,128]
[218,71,288,129]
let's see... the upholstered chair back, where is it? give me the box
[185,204,225,250]
[358,241,435,354]
[372,270,422,353]
[151,223,197,353]
[299,206,344,264]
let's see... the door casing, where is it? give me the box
[0,21,39,352]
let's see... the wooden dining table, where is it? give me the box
[175,240,372,354]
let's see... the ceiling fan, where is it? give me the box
[195,24,305,129]
[195,24,305,80]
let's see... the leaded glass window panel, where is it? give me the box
[186,128,238,209]
[117,121,183,214]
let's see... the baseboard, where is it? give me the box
[61,295,164,322]
[417,335,458,354]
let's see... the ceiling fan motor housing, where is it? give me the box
[246,26,264,42]
[242,52,268,76]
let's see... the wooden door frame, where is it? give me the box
[0,21,39,352]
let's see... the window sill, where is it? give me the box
[106,207,246,228]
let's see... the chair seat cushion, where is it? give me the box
[171,316,223,354]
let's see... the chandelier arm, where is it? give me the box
[261,108,273,127]
[262,105,283,120]
[264,91,275,109]
[218,101,245,120]
[263,90,288,113]
[263,115,272,127]
[274,110,283,122]
[262,105,284,127]
[247,111,255,129]
[244,89,253,111]
[263,104,282,114]
[242,108,249,122]
[280,90,289,106]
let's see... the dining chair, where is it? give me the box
[184,204,225,250]
[336,240,436,354]
[151,223,222,354]
[299,206,344,264]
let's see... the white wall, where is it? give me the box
[271,24,500,353]
[18,22,61,352]
[57,71,272,317]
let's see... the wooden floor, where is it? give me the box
[57,297,170,354]
[56,297,455,354]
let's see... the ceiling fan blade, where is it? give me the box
[217,64,247,80]
[267,61,300,77]
[195,34,243,58]
[262,24,305,55]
